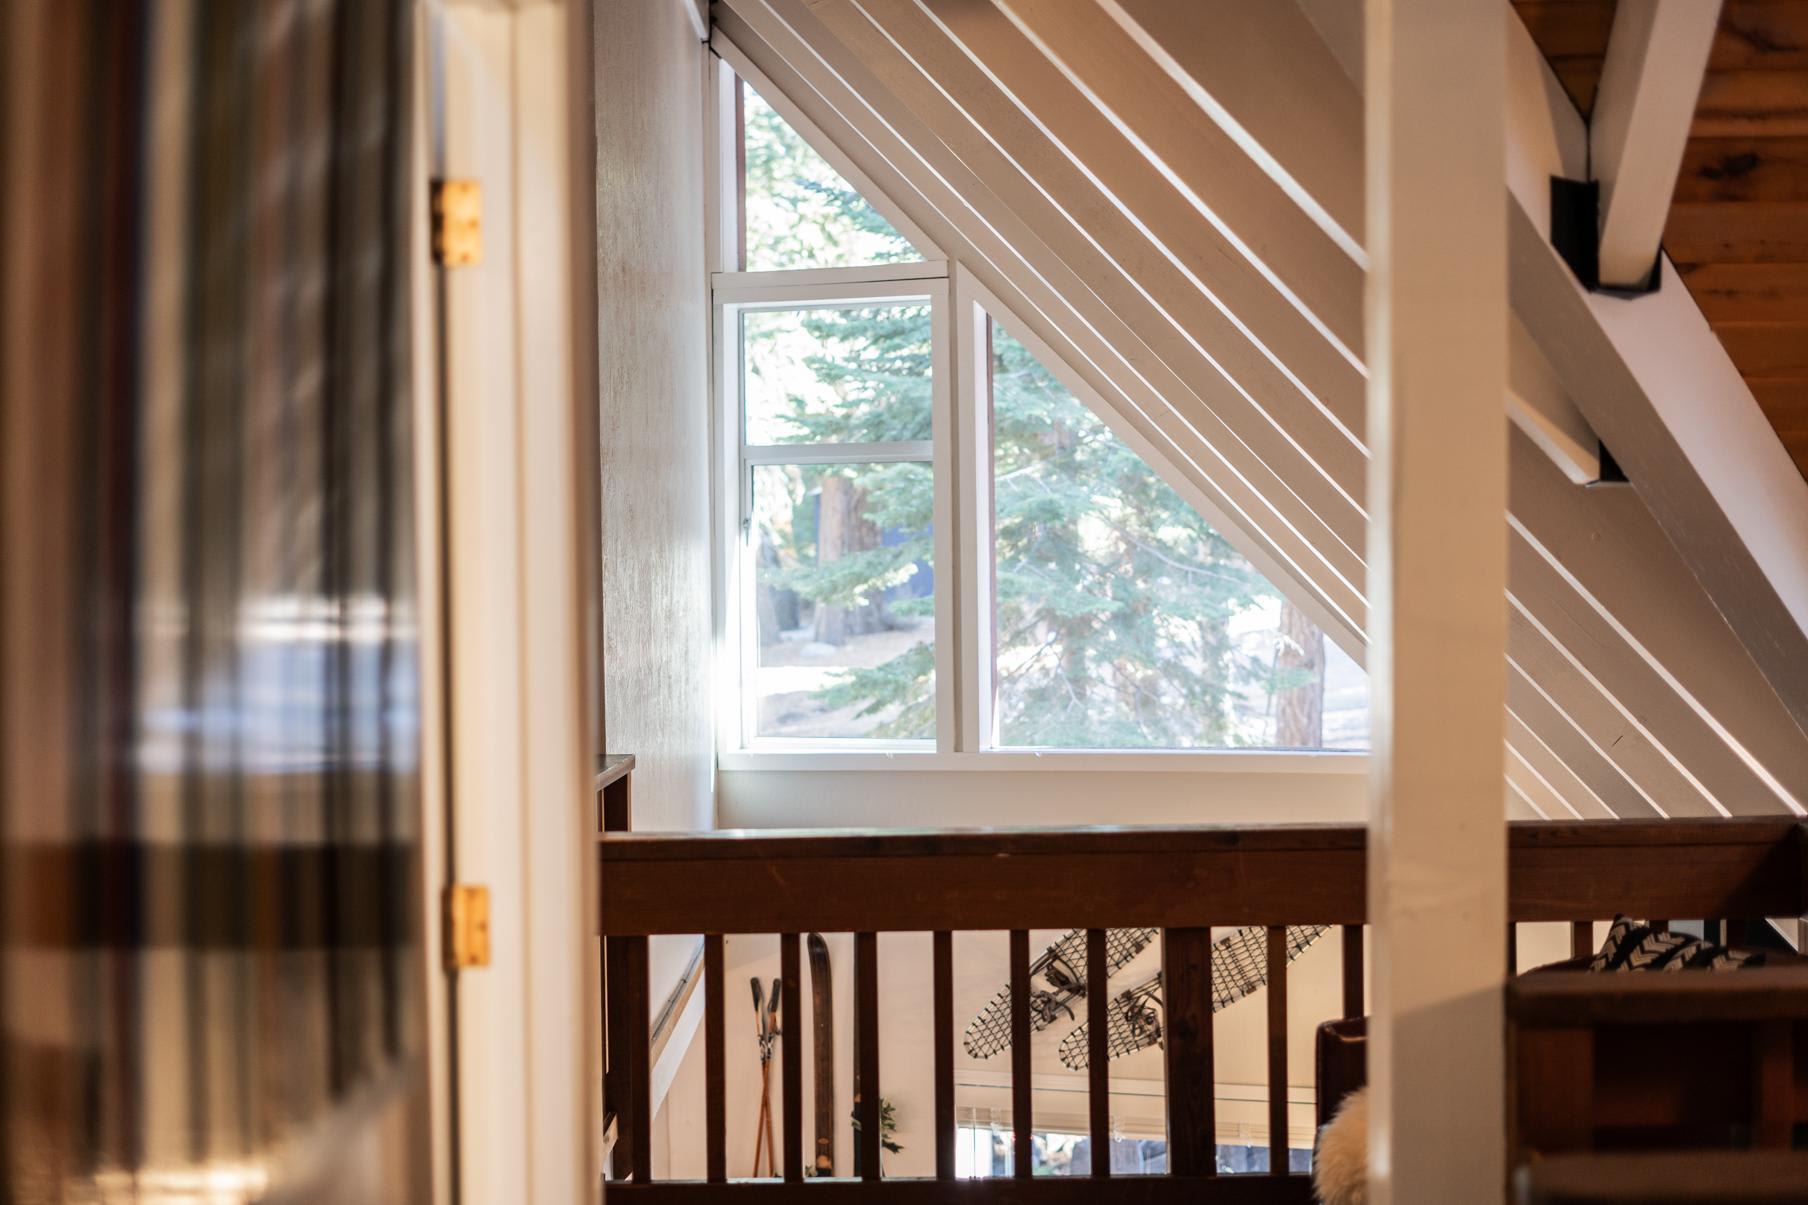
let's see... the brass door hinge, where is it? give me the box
[444,884,491,970]
[431,179,482,267]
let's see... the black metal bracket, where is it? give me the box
[1549,176,1662,297]
[1595,441,1629,485]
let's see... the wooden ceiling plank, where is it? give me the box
[1714,320,1808,374]
[1693,67,1808,138]
[1680,260,1808,321]
[1751,377,1808,426]
[1676,136,1808,202]
[1713,0,1808,71]
[1591,0,1723,288]
[1665,201,1808,262]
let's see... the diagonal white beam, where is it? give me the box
[714,4,1374,651]
[1591,0,1722,289]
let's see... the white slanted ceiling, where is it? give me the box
[714,0,1808,820]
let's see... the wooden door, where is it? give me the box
[2,2,432,1201]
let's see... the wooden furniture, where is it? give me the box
[1510,964,1808,1156]
[1517,1150,1808,1203]
[596,817,1808,1198]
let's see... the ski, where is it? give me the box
[963,927,1158,1059]
[807,933,835,1177]
[1056,925,1329,1070]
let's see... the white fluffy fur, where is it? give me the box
[1312,1086,1368,1205]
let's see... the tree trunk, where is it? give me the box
[1275,601,1325,747]
[813,474,886,645]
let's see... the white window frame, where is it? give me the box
[706,52,1366,776]
[715,270,955,754]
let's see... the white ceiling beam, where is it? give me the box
[726,0,1808,820]
[782,0,1371,551]
[1363,0,1508,1190]
[1591,0,1722,289]
[1508,532,1791,817]
[1508,315,1600,484]
[1507,605,1722,817]
[1104,0,1364,255]
[832,0,1371,511]
[714,4,1374,652]
[1503,6,1808,747]
[1508,403,1808,815]
[1506,710,1614,821]
[1103,0,1603,489]
[1506,664,1662,819]
[991,0,1365,355]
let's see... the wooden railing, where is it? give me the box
[597,817,1808,1199]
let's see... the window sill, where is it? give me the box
[717,748,1370,775]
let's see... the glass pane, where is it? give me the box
[743,81,921,271]
[989,318,1370,750]
[751,461,935,740]
[743,302,934,445]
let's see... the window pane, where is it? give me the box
[989,319,1369,750]
[751,461,935,740]
[742,81,920,271]
[743,303,933,446]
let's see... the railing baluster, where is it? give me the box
[933,930,955,1182]
[704,934,726,1183]
[781,933,803,1181]
[1753,1019,1794,1148]
[1161,927,1214,1178]
[1087,927,1110,1179]
[1341,924,1363,1019]
[855,931,881,1180]
[1571,920,1593,961]
[626,934,653,1181]
[1010,929,1032,1179]
[1266,926,1288,1175]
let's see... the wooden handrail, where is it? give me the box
[598,818,1808,936]
[1510,964,1808,1026]
[597,815,1808,1195]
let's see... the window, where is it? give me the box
[727,285,948,747]
[988,319,1368,751]
[953,1125,1311,1178]
[739,79,920,272]
[712,62,1367,758]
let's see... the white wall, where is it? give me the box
[719,763,1370,829]
[659,922,1578,1178]
[596,0,715,848]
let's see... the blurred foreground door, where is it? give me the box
[2,3,433,1201]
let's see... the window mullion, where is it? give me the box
[741,441,933,466]
[951,270,994,754]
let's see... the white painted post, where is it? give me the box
[1364,0,1510,1200]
